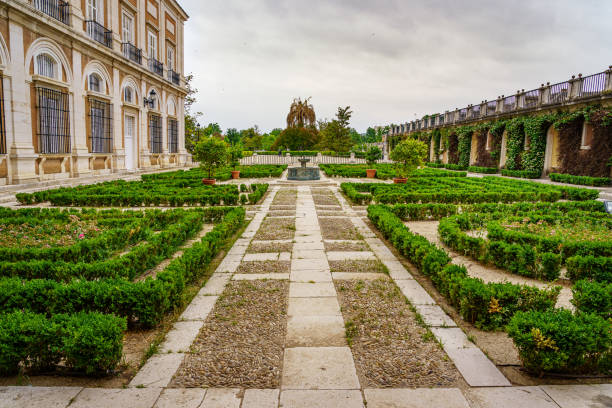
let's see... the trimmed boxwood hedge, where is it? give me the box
[501,169,541,179]
[549,173,610,187]
[468,166,498,174]
[367,205,559,331]
[320,164,466,180]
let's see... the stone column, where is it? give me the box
[7,22,37,183]
[605,66,612,92]
[139,79,151,168]
[160,89,169,167]
[177,95,187,165]
[71,49,91,177]
[112,67,125,170]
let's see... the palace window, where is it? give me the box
[89,98,112,153]
[36,87,70,154]
[123,86,133,103]
[88,73,101,93]
[168,118,178,153]
[36,54,57,79]
[149,114,162,153]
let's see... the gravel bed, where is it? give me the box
[248,241,293,253]
[312,194,340,206]
[335,279,461,388]
[235,260,291,274]
[316,205,342,211]
[329,260,387,274]
[254,217,295,240]
[171,280,288,388]
[272,189,297,206]
[317,211,346,217]
[324,241,370,252]
[270,205,296,211]
[319,217,360,240]
[268,210,295,217]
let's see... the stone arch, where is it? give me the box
[543,125,560,175]
[120,75,141,105]
[83,60,112,95]
[0,31,10,71]
[25,38,72,83]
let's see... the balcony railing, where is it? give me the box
[149,58,163,77]
[388,66,612,137]
[33,0,70,25]
[122,43,142,65]
[86,20,112,48]
[167,69,180,85]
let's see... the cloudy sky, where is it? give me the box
[182,0,612,133]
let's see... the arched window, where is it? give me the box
[89,73,101,93]
[581,122,594,149]
[36,54,57,79]
[123,86,133,103]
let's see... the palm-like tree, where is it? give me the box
[286,97,316,128]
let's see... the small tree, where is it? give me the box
[390,139,428,178]
[193,137,228,179]
[229,144,243,170]
[365,146,382,166]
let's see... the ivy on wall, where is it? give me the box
[504,118,525,170]
[522,115,555,173]
[432,129,441,163]
[448,133,459,164]
[456,127,474,168]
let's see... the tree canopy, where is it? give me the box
[317,106,354,152]
[287,97,316,128]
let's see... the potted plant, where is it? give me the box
[365,146,382,178]
[390,139,428,184]
[193,137,228,185]
[229,145,243,179]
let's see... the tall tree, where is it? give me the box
[286,97,316,128]
[184,74,202,154]
[225,128,240,145]
[317,106,354,152]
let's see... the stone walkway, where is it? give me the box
[1,175,611,407]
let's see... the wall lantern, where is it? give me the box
[144,89,157,109]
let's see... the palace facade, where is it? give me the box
[0,0,188,185]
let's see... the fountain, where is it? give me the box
[287,157,320,180]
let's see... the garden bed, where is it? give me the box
[253,217,295,241]
[329,260,387,274]
[335,279,462,387]
[321,164,467,179]
[235,260,291,274]
[324,240,370,252]
[319,217,360,240]
[272,189,297,206]
[170,280,288,388]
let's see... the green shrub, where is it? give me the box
[501,169,541,179]
[566,256,612,283]
[507,309,611,375]
[468,166,498,174]
[571,280,612,319]
[550,173,610,187]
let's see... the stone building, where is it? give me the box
[387,67,612,177]
[0,0,188,185]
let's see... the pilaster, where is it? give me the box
[112,66,125,170]
[70,49,91,177]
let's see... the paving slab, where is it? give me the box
[293,242,325,250]
[0,386,82,408]
[364,388,470,408]
[395,279,436,305]
[541,384,612,408]
[290,270,332,282]
[292,249,326,259]
[242,389,280,408]
[292,259,330,270]
[198,274,231,295]
[385,262,414,280]
[286,316,346,347]
[332,272,389,280]
[289,282,337,297]
[279,252,292,261]
[159,321,204,353]
[129,353,185,388]
[466,387,559,408]
[430,327,476,350]
[233,273,290,280]
[294,235,323,243]
[69,388,162,408]
[281,347,360,390]
[279,390,364,408]
[288,297,341,316]
[153,388,207,408]
[326,251,377,261]
[180,295,218,321]
[415,305,457,327]
[445,347,511,387]
[216,259,241,273]
[200,388,241,408]
[243,253,280,261]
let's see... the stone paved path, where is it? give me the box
[1,175,610,407]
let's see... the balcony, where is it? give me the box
[167,69,180,85]
[122,43,142,65]
[149,58,163,77]
[33,0,70,25]
[86,20,112,48]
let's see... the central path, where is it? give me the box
[281,186,362,405]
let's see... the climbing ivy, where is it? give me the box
[432,129,441,163]
[456,126,474,168]
[504,118,525,170]
[522,115,555,173]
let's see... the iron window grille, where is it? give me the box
[86,20,113,48]
[36,87,71,154]
[122,42,142,65]
[149,114,162,154]
[88,98,113,153]
[167,69,180,85]
[0,75,5,154]
[168,118,178,153]
[89,74,101,92]
[33,0,70,25]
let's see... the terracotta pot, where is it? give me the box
[393,177,407,184]
[366,169,377,178]
[202,178,216,185]
[231,170,240,179]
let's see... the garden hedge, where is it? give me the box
[549,173,610,187]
